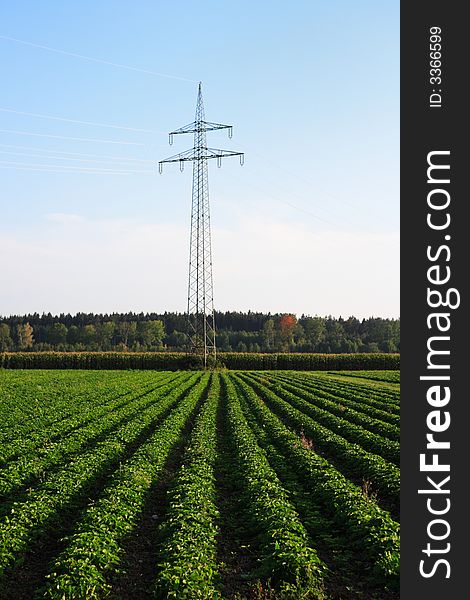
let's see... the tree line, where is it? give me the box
[0,311,400,353]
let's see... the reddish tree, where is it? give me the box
[279,314,297,342]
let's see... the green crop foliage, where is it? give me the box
[245,373,400,464]
[222,374,328,598]
[237,373,400,512]
[42,374,209,599]
[0,351,400,371]
[271,372,400,431]
[155,374,221,599]
[231,374,400,589]
[0,369,400,599]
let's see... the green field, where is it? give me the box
[0,370,400,599]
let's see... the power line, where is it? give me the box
[247,148,388,225]
[0,158,152,174]
[0,164,140,175]
[228,163,337,227]
[0,149,151,166]
[0,34,197,83]
[0,107,163,134]
[0,143,155,162]
[0,129,144,145]
[217,138,388,228]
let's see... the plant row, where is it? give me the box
[243,374,400,467]
[265,373,400,440]
[329,370,401,384]
[222,374,327,597]
[0,351,400,371]
[230,374,400,588]
[292,375,401,417]
[0,374,189,505]
[43,373,211,599]
[236,375,400,514]
[0,372,179,465]
[235,384,380,596]
[0,370,154,444]
[273,372,400,426]
[0,373,202,576]
[155,374,221,599]
[313,374,400,405]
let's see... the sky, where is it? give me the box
[0,1,399,319]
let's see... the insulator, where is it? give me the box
[217,156,222,168]
[169,134,173,146]
[158,163,163,174]
[180,161,184,172]
[240,154,244,166]
[228,127,233,139]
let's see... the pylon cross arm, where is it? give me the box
[159,148,243,165]
[169,120,233,136]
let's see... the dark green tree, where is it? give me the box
[45,323,68,346]
[0,324,12,351]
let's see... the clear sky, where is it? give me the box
[0,1,399,319]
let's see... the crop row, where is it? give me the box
[0,371,173,460]
[0,372,179,467]
[0,371,154,445]
[329,370,401,384]
[155,374,220,598]
[0,371,400,597]
[265,373,400,439]
[273,371,400,427]
[236,374,400,514]
[43,373,210,599]
[290,374,401,416]
[312,374,400,405]
[230,374,400,587]
[242,374,400,467]
[0,374,190,506]
[235,384,383,595]
[222,374,327,597]
[0,373,201,576]
[0,351,400,371]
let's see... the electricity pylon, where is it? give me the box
[159,83,244,366]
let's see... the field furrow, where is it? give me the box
[42,374,210,599]
[235,381,397,600]
[234,374,400,517]
[243,373,400,465]
[0,372,178,463]
[0,375,191,506]
[0,371,164,443]
[0,369,400,599]
[154,373,220,599]
[229,374,399,589]
[328,370,401,384]
[221,374,327,598]
[0,373,200,578]
[312,374,400,405]
[272,372,400,428]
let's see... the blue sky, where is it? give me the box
[0,1,399,318]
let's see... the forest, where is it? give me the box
[0,312,400,354]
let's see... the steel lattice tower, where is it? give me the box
[159,83,244,366]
